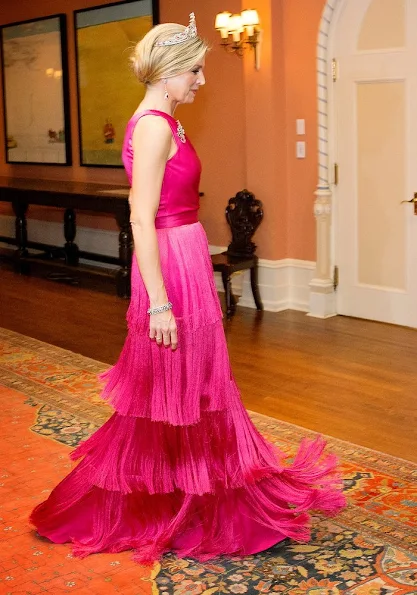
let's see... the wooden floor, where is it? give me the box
[1,264,416,463]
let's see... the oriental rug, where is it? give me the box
[0,327,416,595]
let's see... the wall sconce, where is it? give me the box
[215,9,261,70]
[45,68,62,79]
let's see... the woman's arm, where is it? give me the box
[130,115,177,349]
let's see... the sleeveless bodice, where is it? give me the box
[122,109,201,229]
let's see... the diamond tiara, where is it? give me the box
[155,13,198,47]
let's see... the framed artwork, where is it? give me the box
[74,0,159,168]
[0,15,71,165]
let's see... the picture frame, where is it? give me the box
[74,0,159,168]
[0,14,71,166]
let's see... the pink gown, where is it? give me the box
[30,110,345,564]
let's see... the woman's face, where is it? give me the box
[167,58,206,104]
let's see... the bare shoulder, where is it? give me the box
[131,116,172,164]
[132,114,171,146]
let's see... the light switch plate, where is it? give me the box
[296,141,306,158]
[296,119,305,135]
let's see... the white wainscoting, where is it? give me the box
[0,216,315,312]
[209,246,315,312]
[0,214,119,268]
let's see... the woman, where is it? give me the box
[30,13,345,564]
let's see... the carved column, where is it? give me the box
[308,186,336,318]
[308,0,340,318]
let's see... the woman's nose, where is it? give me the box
[198,71,206,86]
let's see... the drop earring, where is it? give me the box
[164,80,169,100]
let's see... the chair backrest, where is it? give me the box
[225,189,263,258]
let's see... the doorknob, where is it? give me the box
[400,192,417,203]
[401,193,417,214]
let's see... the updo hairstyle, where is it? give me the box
[131,23,208,85]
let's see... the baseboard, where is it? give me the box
[210,248,315,312]
[0,214,119,269]
[0,216,316,312]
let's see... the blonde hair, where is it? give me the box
[131,23,208,84]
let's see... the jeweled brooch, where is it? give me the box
[177,121,186,144]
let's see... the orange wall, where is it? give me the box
[244,0,288,259]
[160,0,246,247]
[283,0,327,260]
[0,0,327,260]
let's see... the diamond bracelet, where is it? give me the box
[147,301,173,316]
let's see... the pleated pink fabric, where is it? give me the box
[30,110,346,564]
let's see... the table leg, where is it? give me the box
[115,208,132,298]
[64,208,79,266]
[221,271,236,319]
[12,198,29,274]
[250,263,263,310]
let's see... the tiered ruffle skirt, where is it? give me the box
[30,222,346,563]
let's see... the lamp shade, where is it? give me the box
[241,9,260,26]
[215,12,231,30]
[228,13,244,33]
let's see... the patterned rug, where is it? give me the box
[0,327,416,595]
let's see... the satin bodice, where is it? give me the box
[122,109,201,229]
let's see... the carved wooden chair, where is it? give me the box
[211,189,264,319]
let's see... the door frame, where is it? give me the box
[309,0,349,318]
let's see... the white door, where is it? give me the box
[333,0,417,327]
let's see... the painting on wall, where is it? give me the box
[74,0,159,167]
[0,15,71,165]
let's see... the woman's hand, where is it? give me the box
[149,310,178,350]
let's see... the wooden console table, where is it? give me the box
[0,177,132,297]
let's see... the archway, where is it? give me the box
[309,0,342,318]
